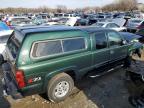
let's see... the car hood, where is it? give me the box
[112,18,126,27]
[120,32,142,42]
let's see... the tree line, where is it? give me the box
[102,0,138,11]
[0,0,142,14]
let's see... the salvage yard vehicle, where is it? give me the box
[0,26,132,102]
[92,22,127,32]
[5,16,35,29]
[120,32,144,57]
[126,18,144,33]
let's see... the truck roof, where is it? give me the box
[15,26,112,38]
[15,25,80,35]
[79,26,111,33]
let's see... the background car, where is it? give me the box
[92,22,127,31]
[0,21,13,54]
[120,32,144,57]
[5,16,35,28]
[126,18,144,33]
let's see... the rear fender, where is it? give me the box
[43,66,78,91]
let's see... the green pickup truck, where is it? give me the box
[0,26,132,102]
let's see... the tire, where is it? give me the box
[47,73,74,103]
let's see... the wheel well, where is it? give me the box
[65,70,76,81]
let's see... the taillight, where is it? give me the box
[15,70,26,89]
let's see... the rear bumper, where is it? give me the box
[1,62,23,99]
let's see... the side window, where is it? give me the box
[106,24,111,28]
[106,23,119,28]
[111,23,120,28]
[62,38,86,52]
[95,32,107,49]
[32,40,62,57]
[32,37,86,58]
[107,31,122,47]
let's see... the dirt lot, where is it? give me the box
[0,54,144,108]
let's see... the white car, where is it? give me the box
[92,22,127,32]
[0,30,13,54]
[65,17,81,26]
[126,18,144,32]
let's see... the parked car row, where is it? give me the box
[1,11,144,27]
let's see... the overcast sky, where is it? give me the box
[0,0,144,9]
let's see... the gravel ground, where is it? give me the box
[0,53,144,108]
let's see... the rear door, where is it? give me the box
[5,31,24,76]
[7,31,23,61]
[107,31,128,62]
[92,31,110,68]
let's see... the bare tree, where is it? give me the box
[56,5,67,13]
[0,0,139,14]
[102,0,138,12]
[118,0,138,11]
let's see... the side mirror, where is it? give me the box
[122,40,127,45]
[0,54,4,65]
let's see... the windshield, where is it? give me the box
[54,14,63,17]
[130,19,142,23]
[92,23,104,27]
[64,14,69,17]
[7,31,24,59]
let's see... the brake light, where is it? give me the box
[15,70,26,89]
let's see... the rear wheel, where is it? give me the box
[47,73,74,102]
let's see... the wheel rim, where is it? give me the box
[54,81,70,98]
